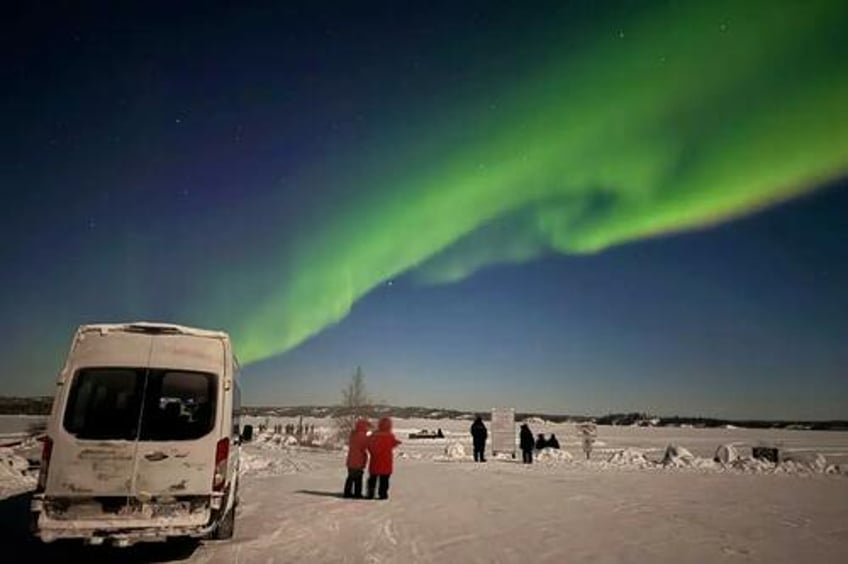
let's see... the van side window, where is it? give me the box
[139,371,217,441]
[63,368,144,440]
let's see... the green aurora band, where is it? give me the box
[233,0,848,364]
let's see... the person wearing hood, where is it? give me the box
[343,419,370,498]
[547,434,560,449]
[535,433,548,451]
[470,416,488,462]
[519,424,535,464]
[367,417,401,500]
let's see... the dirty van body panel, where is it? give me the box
[36,323,236,543]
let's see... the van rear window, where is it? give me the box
[63,368,144,440]
[64,368,217,440]
[139,370,217,440]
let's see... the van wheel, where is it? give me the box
[211,505,235,540]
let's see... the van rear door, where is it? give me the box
[131,334,224,496]
[56,367,146,496]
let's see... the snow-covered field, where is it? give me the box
[2,415,847,562]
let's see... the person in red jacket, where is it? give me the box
[343,419,370,498]
[366,416,401,500]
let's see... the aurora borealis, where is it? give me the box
[231,0,848,364]
[3,0,848,416]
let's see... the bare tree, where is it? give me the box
[335,366,372,439]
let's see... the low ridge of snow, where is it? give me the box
[607,448,650,467]
[536,448,573,463]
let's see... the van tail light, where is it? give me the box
[36,437,53,492]
[213,438,229,491]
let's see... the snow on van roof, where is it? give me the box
[78,321,230,340]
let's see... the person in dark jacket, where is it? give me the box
[470,416,488,462]
[519,424,534,464]
[535,433,548,451]
[547,434,560,449]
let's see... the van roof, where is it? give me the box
[78,321,230,341]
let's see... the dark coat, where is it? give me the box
[535,434,548,450]
[519,425,534,451]
[547,435,561,449]
[470,418,488,445]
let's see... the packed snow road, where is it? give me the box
[3,443,847,563]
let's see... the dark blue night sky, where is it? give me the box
[2,1,847,418]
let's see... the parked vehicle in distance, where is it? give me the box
[31,322,245,546]
[408,429,444,439]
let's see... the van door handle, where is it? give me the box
[144,451,169,462]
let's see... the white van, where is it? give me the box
[31,322,244,546]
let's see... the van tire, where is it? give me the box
[211,505,235,540]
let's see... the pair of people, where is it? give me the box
[344,417,401,500]
[535,433,560,450]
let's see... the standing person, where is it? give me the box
[470,416,488,462]
[343,419,370,498]
[579,422,597,460]
[367,417,401,500]
[519,424,535,464]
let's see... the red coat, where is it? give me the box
[368,417,401,475]
[346,419,370,469]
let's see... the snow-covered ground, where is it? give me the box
[2,416,848,562]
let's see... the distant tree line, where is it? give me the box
[3,395,845,431]
[0,396,53,415]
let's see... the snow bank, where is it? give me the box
[780,452,827,473]
[444,442,466,459]
[0,447,35,495]
[731,456,779,473]
[254,430,341,450]
[523,417,547,425]
[239,450,316,477]
[662,444,696,467]
[536,448,573,463]
[728,453,833,475]
[607,448,651,467]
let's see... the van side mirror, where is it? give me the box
[241,424,254,443]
